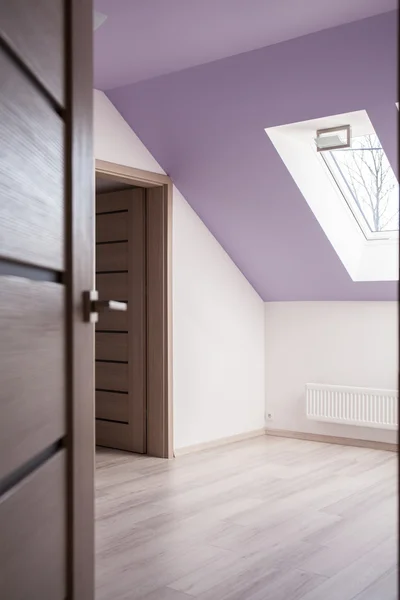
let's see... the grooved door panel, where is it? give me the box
[0,0,64,105]
[96,189,133,214]
[96,211,128,243]
[96,308,128,332]
[0,277,65,481]
[96,333,128,362]
[96,421,132,451]
[0,48,64,270]
[96,362,128,392]
[96,391,129,423]
[0,452,66,600]
[95,188,146,453]
[0,0,94,597]
[97,272,128,301]
[96,241,128,272]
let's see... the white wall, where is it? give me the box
[94,90,397,450]
[94,90,266,450]
[265,301,398,444]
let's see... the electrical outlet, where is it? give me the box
[267,412,273,420]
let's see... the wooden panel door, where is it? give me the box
[0,1,94,599]
[95,189,147,453]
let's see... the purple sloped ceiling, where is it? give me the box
[94,0,396,90]
[107,12,399,301]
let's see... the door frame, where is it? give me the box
[95,159,173,459]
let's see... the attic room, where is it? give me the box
[0,1,397,599]
[92,3,398,598]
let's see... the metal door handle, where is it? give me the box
[94,300,127,313]
[83,290,127,323]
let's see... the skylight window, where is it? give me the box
[265,109,399,282]
[321,133,399,239]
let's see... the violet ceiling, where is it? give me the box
[101,10,398,301]
[94,0,396,90]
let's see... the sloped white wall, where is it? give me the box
[265,301,398,444]
[94,90,266,450]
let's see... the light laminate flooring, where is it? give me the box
[96,436,397,600]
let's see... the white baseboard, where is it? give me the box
[266,428,398,452]
[174,429,266,457]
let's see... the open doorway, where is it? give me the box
[94,159,173,458]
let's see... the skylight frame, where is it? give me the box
[318,141,399,242]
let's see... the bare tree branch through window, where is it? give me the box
[322,134,399,234]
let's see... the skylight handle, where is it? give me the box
[316,124,351,152]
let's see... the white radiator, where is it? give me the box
[306,384,398,430]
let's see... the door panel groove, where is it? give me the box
[95,359,128,365]
[0,258,62,282]
[0,36,63,115]
[95,329,128,334]
[96,388,129,395]
[95,418,128,425]
[96,239,128,246]
[95,209,128,216]
[0,439,63,497]
[95,270,128,275]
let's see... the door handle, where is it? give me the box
[83,290,127,323]
[93,300,127,313]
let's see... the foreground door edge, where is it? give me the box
[66,0,95,597]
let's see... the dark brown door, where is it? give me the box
[0,1,94,599]
[95,189,147,453]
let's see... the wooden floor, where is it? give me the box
[96,436,397,600]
